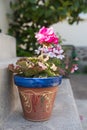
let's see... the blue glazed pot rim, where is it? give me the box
[14,75,62,88]
[14,75,62,79]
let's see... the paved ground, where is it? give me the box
[70,74,87,130]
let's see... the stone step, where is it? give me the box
[0,63,83,130]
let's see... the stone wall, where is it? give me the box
[75,46,87,72]
[0,33,16,59]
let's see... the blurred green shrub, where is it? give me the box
[83,66,87,73]
[8,0,87,56]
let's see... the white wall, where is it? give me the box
[0,0,14,33]
[0,0,9,33]
[53,20,87,47]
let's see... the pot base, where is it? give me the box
[24,116,50,122]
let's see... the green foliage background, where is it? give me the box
[8,0,87,56]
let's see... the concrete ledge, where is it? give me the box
[1,79,83,130]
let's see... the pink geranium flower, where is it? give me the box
[71,64,78,73]
[35,26,59,45]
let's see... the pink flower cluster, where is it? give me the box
[35,26,79,75]
[35,26,58,45]
[35,45,64,60]
[71,64,78,73]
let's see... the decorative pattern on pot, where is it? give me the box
[18,86,58,121]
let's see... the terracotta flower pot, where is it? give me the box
[14,75,62,121]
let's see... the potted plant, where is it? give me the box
[8,26,78,121]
